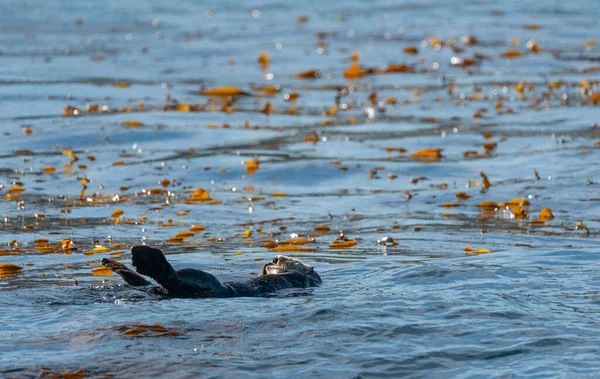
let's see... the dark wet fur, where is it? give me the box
[103,245,321,298]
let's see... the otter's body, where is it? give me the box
[102,245,321,298]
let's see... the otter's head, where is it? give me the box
[260,255,321,285]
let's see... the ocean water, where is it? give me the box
[0,0,599,377]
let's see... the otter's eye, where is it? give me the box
[272,257,279,264]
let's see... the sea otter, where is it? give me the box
[101,245,321,298]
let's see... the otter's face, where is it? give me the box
[260,264,287,276]
[271,255,313,274]
[260,255,322,285]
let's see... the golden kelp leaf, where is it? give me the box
[262,101,272,115]
[35,245,57,253]
[146,188,167,195]
[410,148,443,160]
[526,39,542,53]
[581,38,596,47]
[272,245,314,253]
[8,187,25,193]
[293,69,321,79]
[146,325,169,333]
[327,104,338,116]
[176,103,191,112]
[403,46,418,54]
[589,93,600,103]
[477,201,498,209]
[279,238,310,245]
[111,209,124,218]
[242,229,252,238]
[85,246,110,255]
[124,326,148,336]
[456,192,471,200]
[461,57,477,66]
[121,121,144,128]
[270,192,287,197]
[440,203,461,208]
[63,106,81,116]
[547,80,562,90]
[34,238,49,246]
[464,246,473,252]
[303,130,320,143]
[500,50,522,58]
[523,24,541,30]
[480,171,492,188]
[514,81,525,96]
[166,237,184,243]
[343,62,367,79]
[483,142,497,152]
[113,161,125,166]
[114,81,131,88]
[92,265,113,276]
[189,225,205,232]
[261,85,280,94]
[428,36,442,46]
[330,240,358,249]
[45,369,88,379]
[510,205,526,218]
[314,225,331,233]
[258,52,270,70]
[202,86,248,96]
[42,166,56,174]
[0,263,22,276]
[0,250,16,256]
[176,231,194,239]
[22,126,34,135]
[177,210,190,216]
[261,241,278,248]
[245,158,260,175]
[284,92,299,101]
[188,188,212,202]
[385,63,413,73]
[474,248,491,254]
[539,207,554,221]
[581,78,590,90]
[58,239,75,252]
[505,197,530,206]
